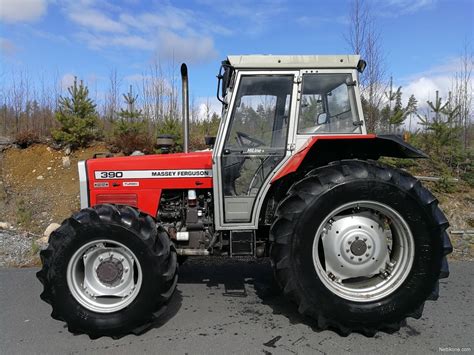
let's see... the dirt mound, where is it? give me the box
[0,143,110,234]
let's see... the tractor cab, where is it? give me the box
[212,55,367,227]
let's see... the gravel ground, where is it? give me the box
[0,229,38,267]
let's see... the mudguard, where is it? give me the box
[272,134,427,182]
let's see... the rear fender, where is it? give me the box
[272,134,427,183]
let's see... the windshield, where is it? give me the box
[298,73,361,134]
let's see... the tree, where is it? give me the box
[104,69,121,124]
[418,91,461,158]
[112,86,152,155]
[346,0,386,132]
[451,41,473,150]
[52,77,99,148]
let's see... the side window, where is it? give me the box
[298,73,361,134]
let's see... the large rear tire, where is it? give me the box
[270,160,452,336]
[36,204,178,338]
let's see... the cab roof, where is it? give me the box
[226,54,361,70]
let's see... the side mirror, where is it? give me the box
[317,113,328,125]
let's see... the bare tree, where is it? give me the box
[451,41,473,149]
[104,69,121,124]
[346,0,368,57]
[346,0,386,132]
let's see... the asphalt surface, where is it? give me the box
[0,259,472,355]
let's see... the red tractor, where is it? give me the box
[37,55,451,338]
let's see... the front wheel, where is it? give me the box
[270,160,452,335]
[37,204,178,338]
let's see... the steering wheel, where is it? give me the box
[236,131,265,147]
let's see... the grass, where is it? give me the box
[16,199,32,228]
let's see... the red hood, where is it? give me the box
[84,151,213,216]
[87,151,212,172]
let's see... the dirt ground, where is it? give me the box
[0,143,110,234]
[0,143,472,262]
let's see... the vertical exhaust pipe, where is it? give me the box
[181,63,189,153]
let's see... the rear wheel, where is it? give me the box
[37,204,178,338]
[270,160,452,335]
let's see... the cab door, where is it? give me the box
[213,72,297,228]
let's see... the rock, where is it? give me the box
[43,223,61,238]
[62,156,71,168]
[0,221,12,229]
[32,169,36,173]
[64,146,72,156]
[36,175,44,180]
[46,147,52,152]
[131,150,145,156]
[47,167,52,170]
[36,236,49,248]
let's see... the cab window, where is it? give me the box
[298,73,361,134]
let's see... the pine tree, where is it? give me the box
[112,86,152,155]
[383,80,418,133]
[417,91,461,157]
[114,85,145,136]
[53,77,98,147]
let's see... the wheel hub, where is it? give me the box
[321,212,390,281]
[350,239,367,256]
[96,258,123,286]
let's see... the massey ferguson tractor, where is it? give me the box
[37,55,452,338]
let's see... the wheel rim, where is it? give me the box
[312,200,414,302]
[67,239,143,313]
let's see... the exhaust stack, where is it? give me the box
[181,63,189,153]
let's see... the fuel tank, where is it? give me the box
[80,151,213,217]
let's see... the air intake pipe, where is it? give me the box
[181,63,189,153]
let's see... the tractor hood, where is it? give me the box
[79,151,213,216]
[86,151,213,177]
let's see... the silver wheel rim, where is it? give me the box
[312,200,414,302]
[67,239,142,313]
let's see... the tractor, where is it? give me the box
[37,55,452,338]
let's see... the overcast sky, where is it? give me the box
[0,0,473,116]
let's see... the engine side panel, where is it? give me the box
[85,151,213,216]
